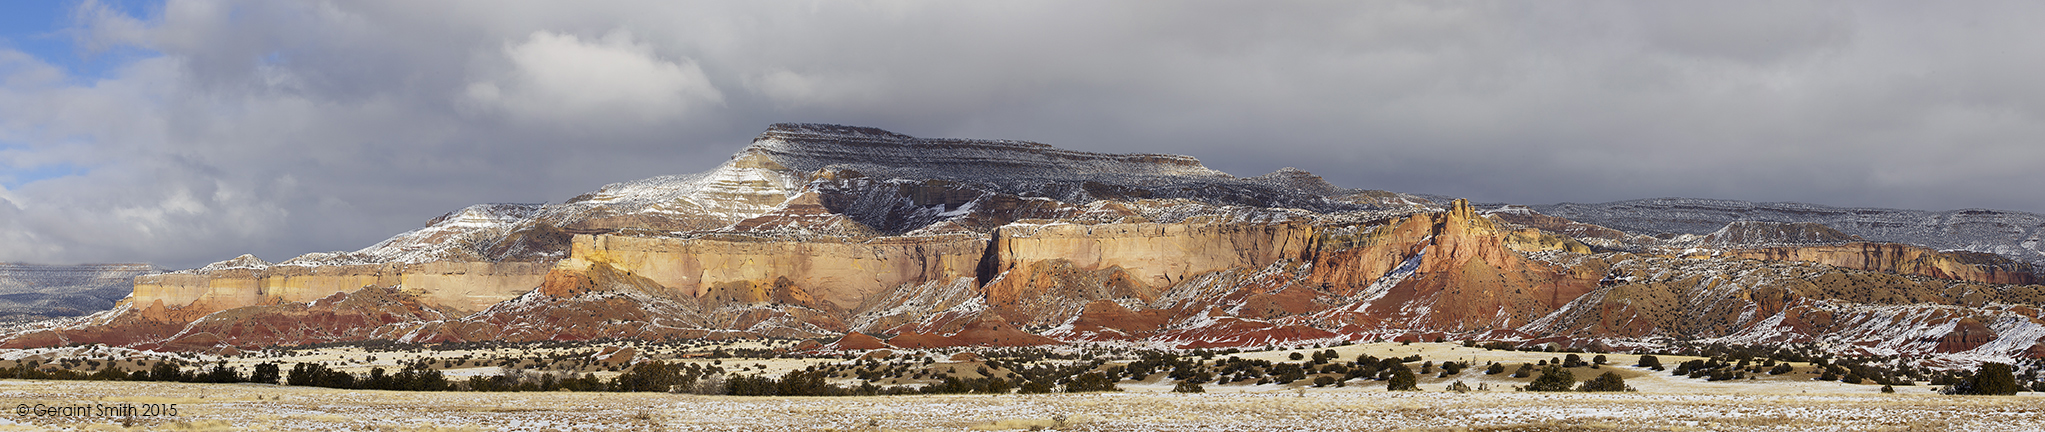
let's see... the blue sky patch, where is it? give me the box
[0,0,161,83]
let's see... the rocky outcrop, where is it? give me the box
[1305,199,1603,332]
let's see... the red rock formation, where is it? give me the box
[1310,200,1602,332]
[827,332,892,351]
[594,346,637,364]
[1933,317,1998,353]
[886,319,1061,348]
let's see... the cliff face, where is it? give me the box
[129,259,546,316]
[988,221,1317,294]
[11,123,2045,365]
[1723,243,2036,285]
[545,233,985,311]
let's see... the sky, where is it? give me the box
[1,1,2042,269]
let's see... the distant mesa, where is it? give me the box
[0,263,162,324]
[1696,221,1863,248]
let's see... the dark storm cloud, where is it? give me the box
[1,1,2041,268]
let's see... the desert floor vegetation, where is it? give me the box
[3,340,2041,429]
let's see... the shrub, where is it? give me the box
[250,363,282,384]
[1173,381,1205,393]
[148,362,187,382]
[1065,372,1120,393]
[1018,380,1054,394]
[1577,372,1630,392]
[613,360,682,392]
[1386,365,1418,391]
[1486,363,1505,375]
[1636,355,1661,369]
[1941,363,2021,395]
[1525,366,1576,392]
[286,363,353,388]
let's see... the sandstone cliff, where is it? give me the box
[130,258,546,316]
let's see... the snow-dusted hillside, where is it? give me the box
[1534,198,2045,266]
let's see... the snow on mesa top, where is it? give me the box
[746,123,1228,181]
[194,124,1360,269]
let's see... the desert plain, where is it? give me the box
[0,342,2036,431]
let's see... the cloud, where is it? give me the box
[465,30,722,126]
[67,0,153,55]
[0,1,2040,268]
[742,68,883,110]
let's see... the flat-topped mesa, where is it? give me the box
[748,123,1226,181]
[743,123,1352,212]
[1697,221,1861,248]
[1250,167,1342,196]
